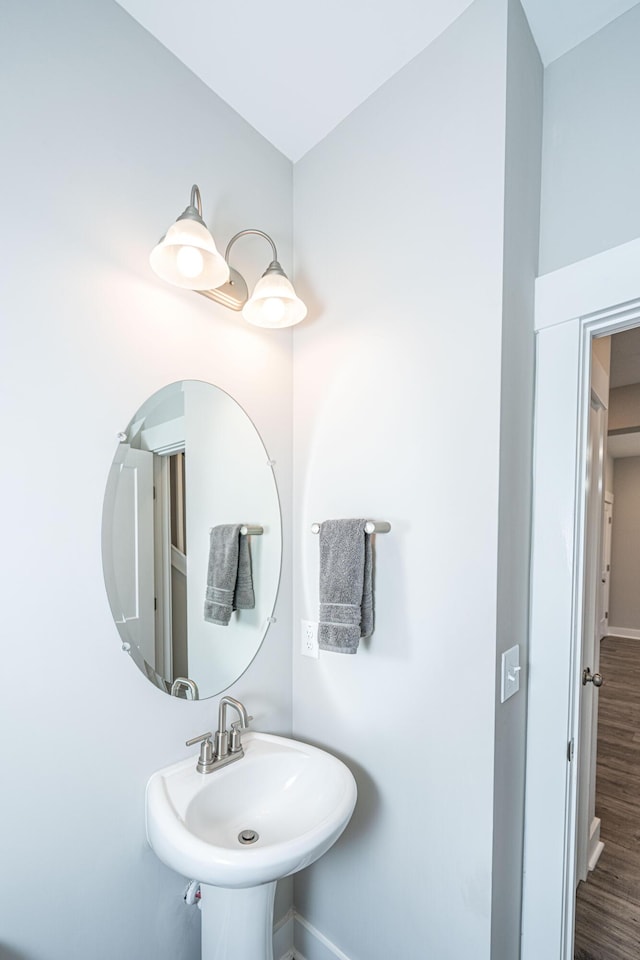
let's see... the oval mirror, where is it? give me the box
[102,380,281,699]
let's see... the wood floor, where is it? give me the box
[574,636,640,960]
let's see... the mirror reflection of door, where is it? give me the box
[574,329,640,960]
[109,446,155,664]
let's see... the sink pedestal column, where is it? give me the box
[199,881,276,960]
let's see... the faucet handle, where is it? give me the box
[185,731,213,747]
[230,716,253,731]
[229,716,253,753]
[185,732,215,773]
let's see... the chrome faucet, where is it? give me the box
[215,696,251,759]
[186,697,252,774]
[171,677,199,700]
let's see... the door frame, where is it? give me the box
[521,236,640,960]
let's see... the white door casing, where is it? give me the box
[521,235,640,960]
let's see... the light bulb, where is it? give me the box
[175,245,204,279]
[242,269,307,328]
[150,217,230,290]
[260,297,286,326]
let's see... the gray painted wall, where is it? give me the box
[0,2,294,957]
[539,3,640,274]
[492,2,542,957]
[609,457,640,632]
[291,1,539,956]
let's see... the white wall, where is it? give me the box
[0,2,293,957]
[606,454,615,496]
[291,0,529,956]
[609,456,640,632]
[539,3,640,274]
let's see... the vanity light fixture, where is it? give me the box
[149,185,229,291]
[150,185,307,329]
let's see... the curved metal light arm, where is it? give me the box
[175,184,206,226]
[190,184,202,216]
[224,229,278,264]
[196,228,286,311]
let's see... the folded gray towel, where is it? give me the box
[318,519,373,654]
[234,531,255,612]
[204,525,255,626]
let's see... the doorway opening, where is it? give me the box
[521,252,640,960]
[573,326,640,959]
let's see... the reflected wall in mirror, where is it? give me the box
[102,380,281,699]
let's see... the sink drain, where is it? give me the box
[238,829,259,845]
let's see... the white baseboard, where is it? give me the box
[274,909,295,960]
[606,626,640,640]
[587,816,605,872]
[292,913,353,960]
[588,840,605,872]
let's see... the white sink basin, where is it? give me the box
[146,731,357,889]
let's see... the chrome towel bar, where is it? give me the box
[310,521,390,535]
[208,525,264,535]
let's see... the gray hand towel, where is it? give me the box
[318,519,373,654]
[234,532,255,611]
[204,525,255,626]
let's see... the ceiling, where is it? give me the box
[116,0,640,161]
[607,432,640,458]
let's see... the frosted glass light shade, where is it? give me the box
[242,272,307,328]
[150,219,230,291]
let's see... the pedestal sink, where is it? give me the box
[146,731,357,960]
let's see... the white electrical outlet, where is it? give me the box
[300,620,319,659]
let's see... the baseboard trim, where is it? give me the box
[588,816,605,872]
[606,627,640,640]
[293,913,353,960]
[274,909,295,960]
[588,840,605,873]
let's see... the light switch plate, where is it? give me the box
[301,620,319,659]
[501,644,521,703]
